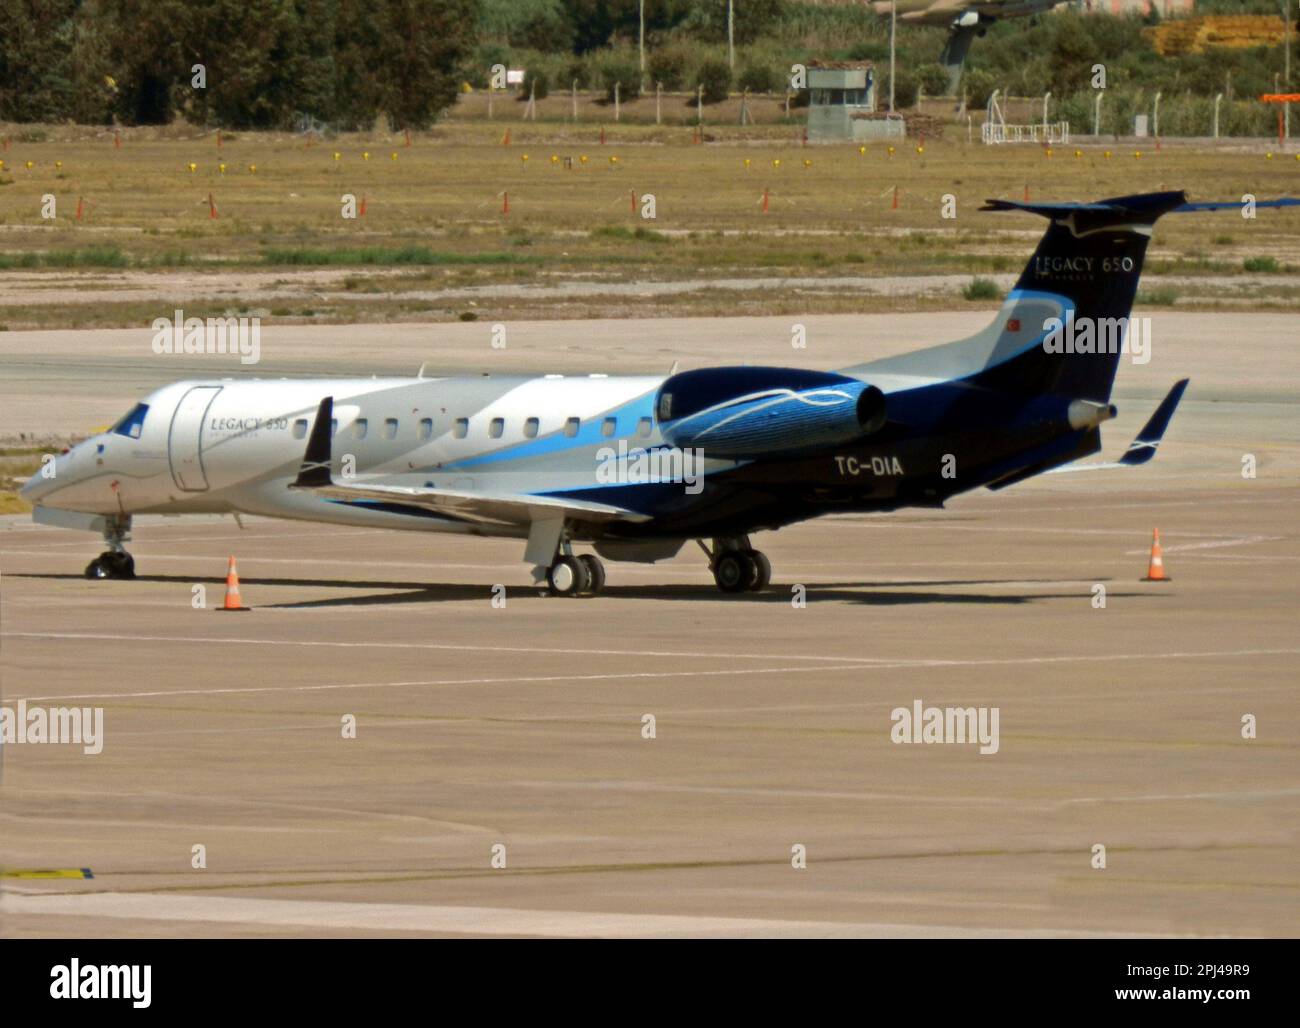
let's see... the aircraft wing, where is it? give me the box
[1049,378,1188,473]
[288,396,650,528]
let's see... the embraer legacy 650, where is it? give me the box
[23,192,1281,596]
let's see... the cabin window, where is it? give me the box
[563,417,580,438]
[419,418,433,440]
[489,417,505,439]
[523,416,539,439]
[637,416,652,438]
[601,417,617,437]
[353,418,368,439]
[453,417,469,439]
[292,418,308,439]
[384,418,398,440]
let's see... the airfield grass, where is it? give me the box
[0,117,1297,330]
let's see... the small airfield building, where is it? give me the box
[805,61,903,142]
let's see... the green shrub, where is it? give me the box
[648,48,689,91]
[962,69,997,108]
[737,63,780,94]
[1243,256,1279,272]
[962,277,1001,301]
[563,58,591,89]
[916,64,950,97]
[600,57,642,101]
[891,68,918,109]
[520,68,549,100]
[696,58,732,104]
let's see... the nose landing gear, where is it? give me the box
[84,515,135,580]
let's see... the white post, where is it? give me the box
[889,1,897,113]
[1093,91,1103,137]
[1042,92,1050,131]
[1153,91,1161,139]
[639,0,646,89]
[728,0,735,70]
[697,84,703,125]
[1213,92,1223,139]
[1285,0,1292,139]
[615,81,620,122]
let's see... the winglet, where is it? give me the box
[292,396,334,488]
[1118,378,1188,466]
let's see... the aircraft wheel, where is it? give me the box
[85,552,135,580]
[579,554,605,595]
[745,550,771,592]
[713,551,754,594]
[108,552,136,579]
[547,555,590,597]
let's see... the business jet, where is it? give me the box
[24,191,1271,597]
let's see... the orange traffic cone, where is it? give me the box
[1141,529,1170,582]
[217,555,250,610]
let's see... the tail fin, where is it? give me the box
[844,191,1186,403]
[973,191,1187,402]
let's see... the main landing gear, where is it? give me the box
[702,536,771,594]
[545,548,606,597]
[84,515,135,580]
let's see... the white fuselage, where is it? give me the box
[25,373,677,538]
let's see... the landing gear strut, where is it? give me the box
[703,536,771,594]
[544,541,606,597]
[84,515,135,580]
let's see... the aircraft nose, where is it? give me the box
[20,466,51,502]
[21,449,69,504]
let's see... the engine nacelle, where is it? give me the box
[656,366,887,459]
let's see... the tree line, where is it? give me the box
[0,0,479,129]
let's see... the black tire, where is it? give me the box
[713,551,753,593]
[84,558,108,580]
[547,555,590,596]
[745,550,771,592]
[110,553,136,579]
[579,554,605,595]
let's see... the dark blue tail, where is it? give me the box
[973,191,1187,403]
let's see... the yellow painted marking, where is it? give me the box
[1,868,93,880]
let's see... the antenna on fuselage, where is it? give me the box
[417,362,428,379]
[669,360,679,375]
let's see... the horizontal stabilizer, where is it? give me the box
[1048,378,1188,474]
[1173,198,1300,213]
[1118,377,1189,466]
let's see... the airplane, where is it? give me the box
[869,0,1066,91]
[21,190,1283,598]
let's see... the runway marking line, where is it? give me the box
[1,890,1197,938]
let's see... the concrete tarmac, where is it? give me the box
[1,313,1297,937]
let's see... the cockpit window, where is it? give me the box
[111,403,149,439]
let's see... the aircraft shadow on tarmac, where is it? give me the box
[14,572,1165,608]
